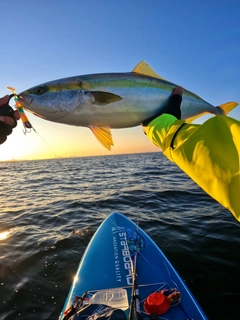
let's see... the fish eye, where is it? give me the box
[34,86,47,95]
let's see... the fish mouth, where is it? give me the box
[18,95,33,105]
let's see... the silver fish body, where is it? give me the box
[18,61,238,149]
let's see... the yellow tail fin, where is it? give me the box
[218,102,238,115]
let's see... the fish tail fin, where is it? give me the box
[217,102,238,116]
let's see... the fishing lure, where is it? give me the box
[7,86,35,133]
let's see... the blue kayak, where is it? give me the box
[59,212,208,320]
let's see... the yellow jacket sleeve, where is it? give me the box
[145,114,184,150]
[145,115,240,222]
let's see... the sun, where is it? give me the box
[0,125,29,161]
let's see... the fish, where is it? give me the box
[18,61,238,150]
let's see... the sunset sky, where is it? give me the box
[0,0,239,161]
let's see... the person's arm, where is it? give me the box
[0,95,20,144]
[142,87,183,127]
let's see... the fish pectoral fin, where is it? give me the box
[86,91,122,105]
[217,102,238,115]
[89,126,114,150]
[132,60,166,80]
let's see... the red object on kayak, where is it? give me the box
[144,292,170,315]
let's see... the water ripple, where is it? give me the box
[0,153,239,320]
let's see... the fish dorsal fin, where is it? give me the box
[132,60,165,80]
[89,126,114,150]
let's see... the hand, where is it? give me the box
[0,95,20,145]
[142,86,183,128]
[172,86,183,96]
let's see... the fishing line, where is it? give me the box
[34,130,103,211]
[7,89,102,212]
[7,87,78,179]
[8,87,107,213]
[34,131,79,182]
[7,86,144,218]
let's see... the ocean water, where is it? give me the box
[0,152,239,320]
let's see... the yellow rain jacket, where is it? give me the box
[146,114,240,221]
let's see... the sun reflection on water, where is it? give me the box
[0,231,10,241]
